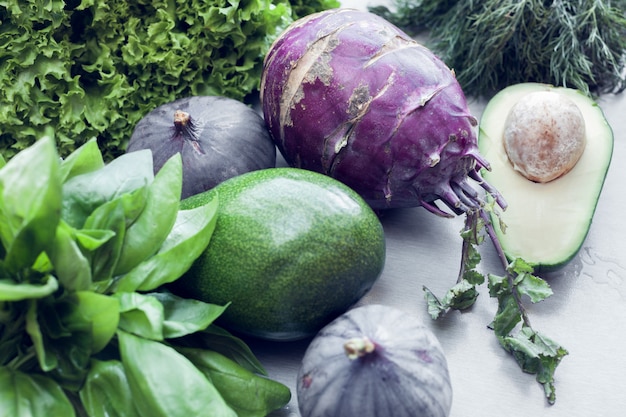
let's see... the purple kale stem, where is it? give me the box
[477,208,532,328]
[477,209,509,271]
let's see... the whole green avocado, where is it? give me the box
[174,167,386,341]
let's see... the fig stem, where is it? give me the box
[344,336,376,360]
[174,110,191,127]
[173,109,200,142]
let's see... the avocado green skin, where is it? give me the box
[176,167,386,341]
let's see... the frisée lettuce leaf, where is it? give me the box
[0,0,339,161]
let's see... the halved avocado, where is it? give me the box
[478,83,613,271]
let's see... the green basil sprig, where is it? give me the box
[0,134,290,416]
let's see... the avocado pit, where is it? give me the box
[503,90,586,183]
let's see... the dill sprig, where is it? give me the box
[370,0,626,97]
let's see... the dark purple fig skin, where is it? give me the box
[297,304,452,417]
[261,9,505,216]
[127,95,276,199]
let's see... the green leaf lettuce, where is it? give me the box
[0,0,339,161]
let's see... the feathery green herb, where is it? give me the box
[370,0,626,97]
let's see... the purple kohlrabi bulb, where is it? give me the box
[261,8,505,216]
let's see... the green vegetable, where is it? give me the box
[118,330,237,417]
[370,0,626,97]
[80,359,139,417]
[424,210,569,405]
[478,83,614,270]
[488,259,569,405]
[174,167,386,342]
[181,348,292,417]
[0,0,339,162]
[0,134,290,416]
[0,366,76,417]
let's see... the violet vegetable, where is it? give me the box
[297,304,452,417]
[261,9,504,215]
[127,96,276,199]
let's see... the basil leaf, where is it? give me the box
[0,304,22,364]
[68,292,120,353]
[115,292,164,341]
[194,325,267,376]
[25,299,58,372]
[28,296,93,390]
[114,153,182,275]
[0,366,75,417]
[62,150,153,229]
[59,138,104,183]
[180,348,291,417]
[0,135,61,273]
[47,220,92,291]
[0,275,58,302]
[83,198,127,284]
[113,197,218,292]
[117,330,237,417]
[74,228,116,251]
[0,335,20,367]
[149,291,228,339]
[80,359,140,417]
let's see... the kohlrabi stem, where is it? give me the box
[478,209,532,328]
[477,209,509,270]
[457,234,471,284]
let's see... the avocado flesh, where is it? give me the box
[478,83,613,270]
